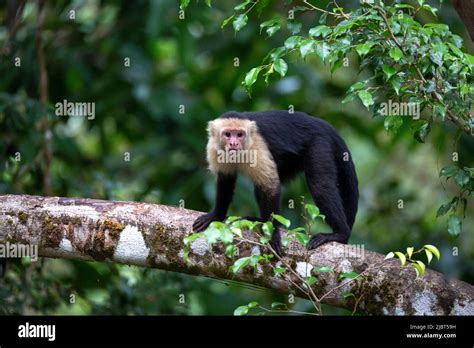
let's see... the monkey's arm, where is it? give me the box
[193,173,236,232]
[254,185,282,256]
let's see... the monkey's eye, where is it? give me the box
[224,132,231,137]
[237,132,243,137]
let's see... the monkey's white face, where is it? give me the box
[220,127,247,152]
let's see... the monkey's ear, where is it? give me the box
[207,120,217,137]
[248,121,257,135]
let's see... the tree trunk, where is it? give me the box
[452,0,474,41]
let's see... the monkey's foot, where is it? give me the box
[308,233,348,250]
[267,230,282,257]
[192,213,222,232]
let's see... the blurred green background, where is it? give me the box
[0,0,473,315]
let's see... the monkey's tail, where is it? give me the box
[336,142,359,229]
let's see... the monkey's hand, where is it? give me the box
[192,212,223,232]
[308,233,348,250]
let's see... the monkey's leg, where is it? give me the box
[254,185,282,256]
[304,147,351,249]
[193,173,237,232]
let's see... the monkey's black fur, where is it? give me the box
[193,110,359,254]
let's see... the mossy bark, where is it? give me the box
[0,194,473,315]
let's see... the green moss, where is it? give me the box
[101,219,125,236]
[41,216,63,248]
[18,211,28,224]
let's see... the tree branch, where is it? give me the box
[452,0,474,41]
[0,194,473,315]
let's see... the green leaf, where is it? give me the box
[231,226,243,238]
[180,0,190,10]
[314,266,332,273]
[406,247,414,259]
[305,204,320,220]
[205,0,211,7]
[447,215,461,237]
[349,82,365,92]
[411,262,423,278]
[414,122,431,143]
[394,3,414,9]
[265,24,281,37]
[256,0,270,14]
[288,227,305,234]
[284,35,303,49]
[433,103,447,120]
[243,67,261,91]
[225,245,235,258]
[447,43,463,58]
[440,165,458,178]
[274,58,288,77]
[203,225,221,245]
[271,302,287,309]
[389,47,404,62]
[262,221,274,238]
[309,25,331,38]
[382,64,397,79]
[425,249,433,264]
[234,305,249,316]
[231,257,251,273]
[390,76,402,95]
[221,15,235,29]
[234,0,252,11]
[233,14,248,32]
[338,271,359,281]
[454,170,470,188]
[436,202,453,217]
[415,260,426,277]
[465,167,474,178]
[358,90,374,109]
[315,42,331,61]
[306,276,317,285]
[288,21,302,34]
[424,245,440,261]
[260,17,279,30]
[269,46,286,61]
[221,228,233,244]
[421,4,438,17]
[429,43,444,66]
[342,291,355,299]
[249,255,262,268]
[299,40,315,58]
[295,232,310,246]
[384,116,403,133]
[356,43,373,57]
[282,236,291,247]
[273,214,290,228]
[342,94,355,104]
[273,267,286,277]
[183,232,202,246]
[394,252,406,266]
[385,251,395,260]
[248,301,258,308]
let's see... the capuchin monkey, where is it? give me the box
[193,110,359,255]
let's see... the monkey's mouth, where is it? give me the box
[226,147,241,152]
